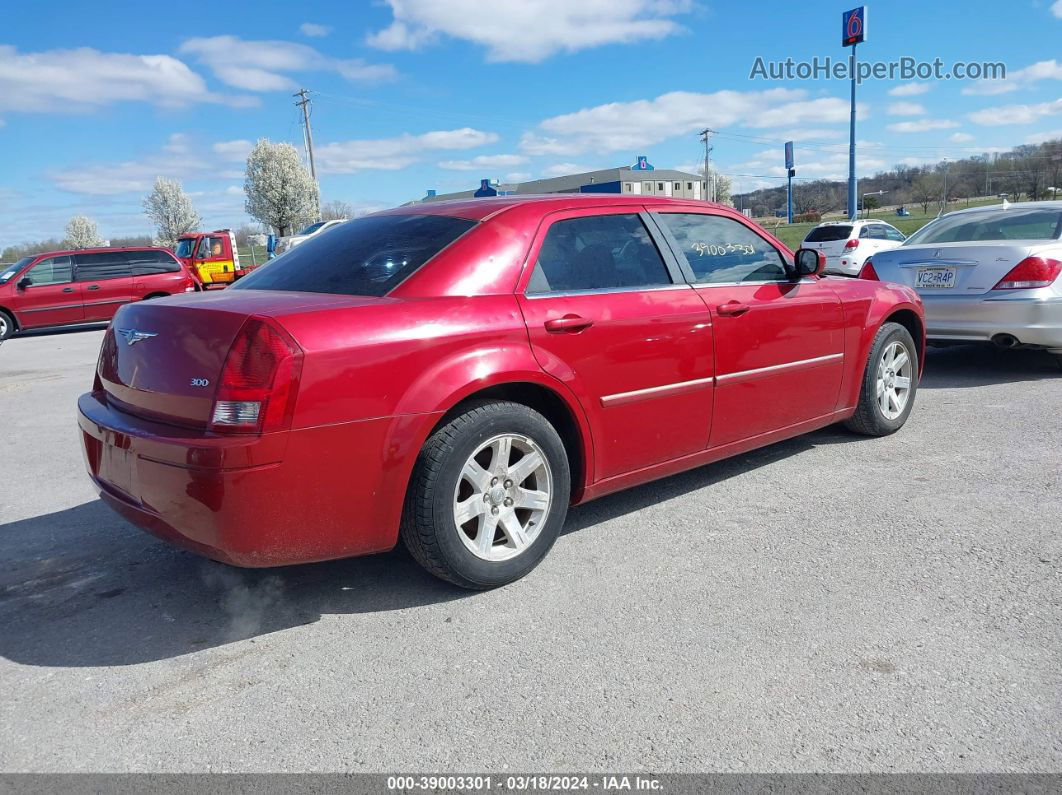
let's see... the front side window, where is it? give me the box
[657,213,788,284]
[884,225,906,242]
[26,256,73,286]
[75,252,132,282]
[196,237,224,259]
[232,214,476,297]
[528,214,672,294]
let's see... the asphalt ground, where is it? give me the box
[1,325,1059,772]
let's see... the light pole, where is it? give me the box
[861,189,887,218]
[842,8,867,221]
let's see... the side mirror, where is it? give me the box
[793,248,825,278]
[16,277,31,290]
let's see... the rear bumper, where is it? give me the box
[78,392,402,567]
[923,294,1062,351]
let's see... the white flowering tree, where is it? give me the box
[143,177,201,248]
[64,215,104,249]
[243,140,319,236]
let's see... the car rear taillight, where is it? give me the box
[209,316,303,434]
[991,257,1062,290]
[858,259,879,280]
[844,239,860,250]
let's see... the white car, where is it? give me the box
[277,219,346,254]
[803,219,907,275]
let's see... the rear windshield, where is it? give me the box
[804,225,852,242]
[231,214,476,297]
[906,208,1062,245]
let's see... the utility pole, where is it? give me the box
[293,88,318,186]
[699,129,715,202]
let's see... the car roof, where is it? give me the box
[813,219,888,227]
[27,246,176,260]
[376,194,733,222]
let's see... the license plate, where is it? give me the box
[916,267,957,289]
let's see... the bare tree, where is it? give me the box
[320,200,354,221]
[64,215,104,249]
[911,175,940,215]
[243,139,319,236]
[143,177,201,248]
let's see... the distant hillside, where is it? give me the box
[733,138,1062,218]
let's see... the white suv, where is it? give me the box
[277,219,347,255]
[802,220,906,275]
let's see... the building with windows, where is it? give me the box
[417,156,706,204]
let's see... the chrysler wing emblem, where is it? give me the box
[933,250,942,258]
[116,328,157,346]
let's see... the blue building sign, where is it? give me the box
[631,155,655,171]
[842,6,867,46]
[473,179,498,198]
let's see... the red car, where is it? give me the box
[78,196,924,588]
[0,246,199,340]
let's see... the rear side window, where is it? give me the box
[126,250,180,275]
[861,225,886,239]
[528,214,671,293]
[657,213,787,284]
[805,225,852,242]
[75,252,133,282]
[26,256,74,286]
[884,225,906,242]
[232,214,476,297]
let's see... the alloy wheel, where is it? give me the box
[452,433,553,562]
[876,341,913,419]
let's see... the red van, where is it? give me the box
[0,247,199,339]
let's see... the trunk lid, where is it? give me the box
[870,241,1056,296]
[98,290,392,428]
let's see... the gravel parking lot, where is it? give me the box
[0,325,1060,773]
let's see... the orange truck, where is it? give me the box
[174,229,255,287]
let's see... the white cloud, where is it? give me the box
[1024,128,1062,144]
[504,171,532,182]
[224,185,245,196]
[1052,0,1062,18]
[968,98,1062,126]
[886,119,960,133]
[729,145,885,181]
[520,89,855,156]
[962,59,1062,96]
[179,35,395,91]
[950,132,975,142]
[367,0,691,63]
[316,128,499,173]
[299,22,333,37]
[542,163,593,176]
[212,139,254,162]
[887,102,926,116]
[0,44,254,113]
[888,82,931,97]
[438,153,529,170]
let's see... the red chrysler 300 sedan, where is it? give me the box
[79,196,924,588]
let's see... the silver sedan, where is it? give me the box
[866,201,1062,369]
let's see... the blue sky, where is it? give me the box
[2,0,1061,244]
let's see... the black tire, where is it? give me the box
[844,321,919,436]
[401,400,570,589]
[0,310,14,341]
[1052,354,1062,373]
[142,293,168,300]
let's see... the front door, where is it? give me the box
[517,208,714,481]
[13,255,83,329]
[74,251,135,321]
[195,235,236,284]
[651,210,845,448]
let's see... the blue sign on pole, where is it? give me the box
[784,141,794,170]
[842,6,867,46]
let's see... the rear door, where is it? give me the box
[12,255,83,328]
[75,251,135,321]
[517,208,714,481]
[651,210,845,447]
[128,250,185,297]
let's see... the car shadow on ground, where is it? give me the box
[0,429,856,669]
[919,344,1059,389]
